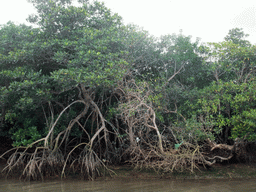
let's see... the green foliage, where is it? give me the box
[0,0,129,146]
[190,30,256,142]
[158,32,209,88]
[7,114,42,147]
[232,109,256,141]
[0,0,255,148]
[224,28,250,47]
[205,36,255,83]
[174,141,183,149]
[176,115,215,143]
[11,126,42,147]
[190,78,256,141]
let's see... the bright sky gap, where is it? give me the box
[0,0,255,44]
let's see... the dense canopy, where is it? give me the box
[0,0,255,180]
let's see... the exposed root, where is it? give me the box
[127,142,207,174]
[1,147,64,180]
[1,85,115,180]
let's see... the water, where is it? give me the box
[0,178,256,192]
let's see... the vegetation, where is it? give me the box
[0,0,255,180]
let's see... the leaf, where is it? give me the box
[174,142,183,150]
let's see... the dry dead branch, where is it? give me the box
[116,80,164,154]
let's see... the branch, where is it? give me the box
[164,63,185,87]
[206,139,234,151]
[44,100,85,148]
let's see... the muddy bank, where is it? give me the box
[1,136,256,181]
[103,164,256,180]
[1,158,256,181]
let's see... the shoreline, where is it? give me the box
[1,158,256,181]
[103,163,256,180]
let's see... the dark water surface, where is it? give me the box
[0,178,256,192]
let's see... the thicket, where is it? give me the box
[0,0,255,180]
